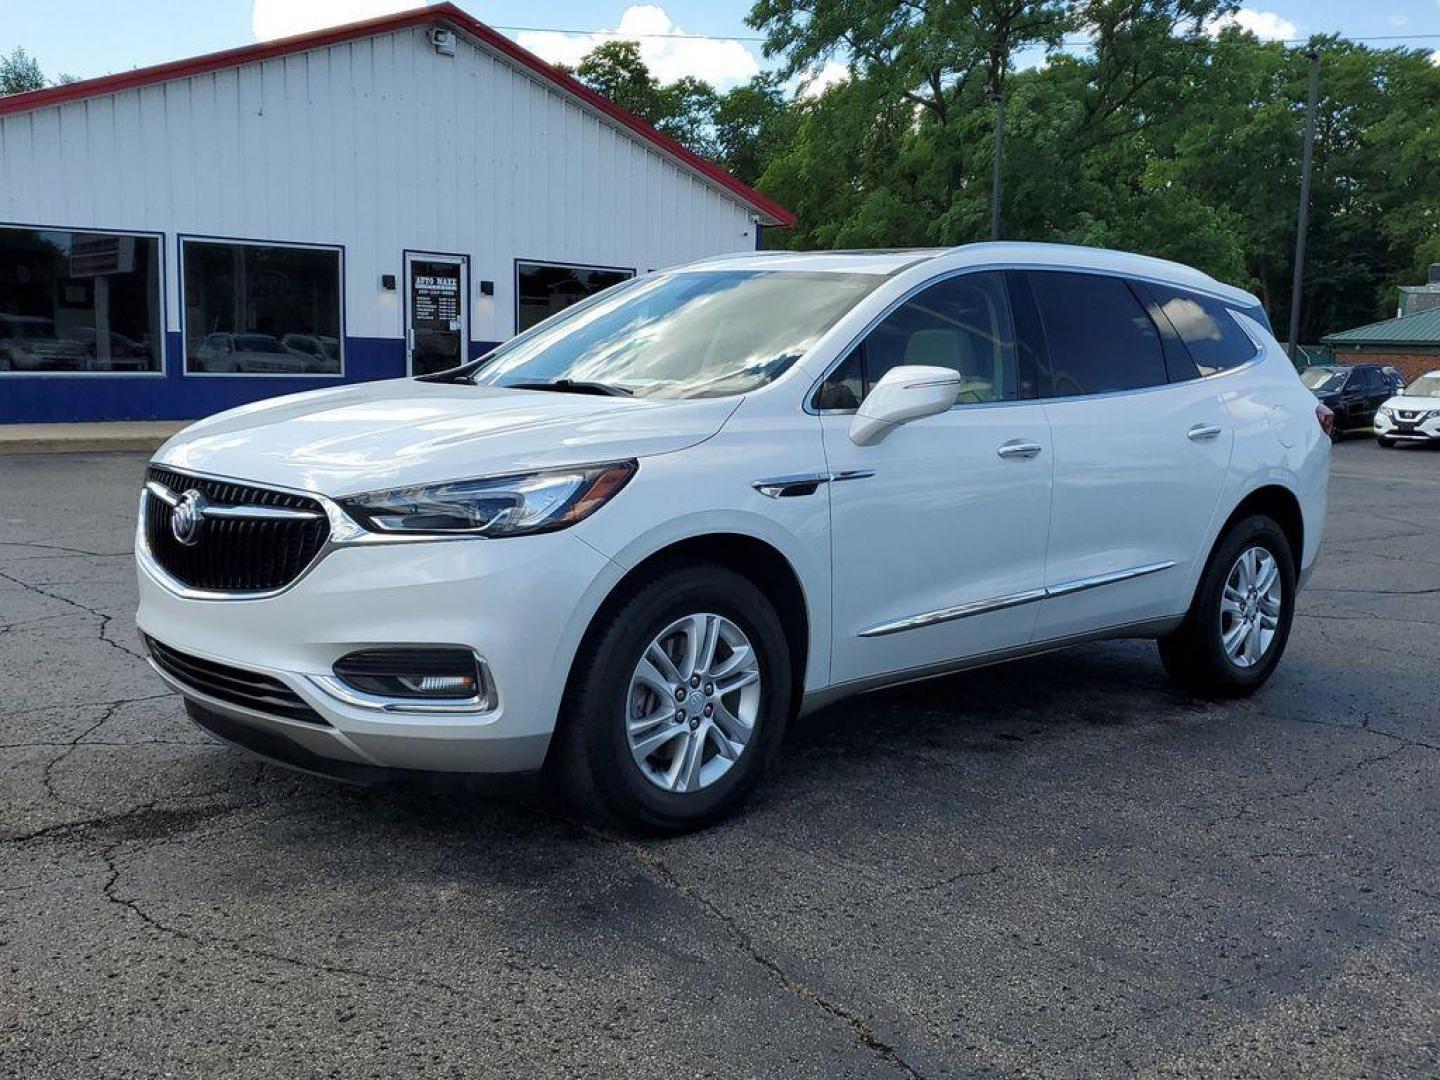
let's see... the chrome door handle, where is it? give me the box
[996,440,1043,460]
[1187,423,1223,442]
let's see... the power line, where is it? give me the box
[492,24,767,43]
[489,22,1440,48]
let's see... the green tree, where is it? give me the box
[1,46,46,94]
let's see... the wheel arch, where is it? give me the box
[559,531,813,734]
[1220,483,1305,571]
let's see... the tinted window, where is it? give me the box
[183,240,342,374]
[516,261,634,333]
[1148,285,1258,376]
[0,226,163,373]
[1023,271,1167,397]
[814,271,1018,410]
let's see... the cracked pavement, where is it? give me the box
[3,443,1440,1078]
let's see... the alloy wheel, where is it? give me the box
[626,613,762,793]
[1218,546,1282,669]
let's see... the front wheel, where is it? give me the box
[1158,515,1297,699]
[1378,436,1395,448]
[554,562,792,833]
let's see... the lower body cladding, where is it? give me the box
[135,527,619,776]
[1375,412,1440,443]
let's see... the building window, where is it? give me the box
[516,260,634,334]
[0,225,163,374]
[182,238,342,375]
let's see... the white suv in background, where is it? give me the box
[136,244,1329,831]
[1375,370,1440,446]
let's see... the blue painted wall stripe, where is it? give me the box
[0,336,503,423]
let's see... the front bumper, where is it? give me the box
[137,523,618,775]
[1375,411,1440,441]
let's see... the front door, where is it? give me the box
[818,270,1054,684]
[406,253,469,376]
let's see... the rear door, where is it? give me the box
[1015,271,1236,641]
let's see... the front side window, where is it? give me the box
[516,261,634,334]
[475,270,880,400]
[0,226,162,374]
[1021,271,1168,397]
[1147,285,1258,376]
[814,271,1018,410]
[183,239,342,375]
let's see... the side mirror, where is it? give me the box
[848,365,961,446]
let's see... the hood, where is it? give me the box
[1384,395,1440,413]
[154,378,741,497]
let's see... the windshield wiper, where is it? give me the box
[506,379,632,397]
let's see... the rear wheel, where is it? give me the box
[1158,515,1296,699]
[555,562,791,833]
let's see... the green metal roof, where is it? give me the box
[1322,306,1440,346]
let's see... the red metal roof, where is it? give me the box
[0,2,795,228]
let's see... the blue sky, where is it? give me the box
[6,1,1440,91]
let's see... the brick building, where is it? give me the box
[1322,307,1440,384]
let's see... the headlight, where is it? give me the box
[340,460,637,536]
[1379,405,1393,416]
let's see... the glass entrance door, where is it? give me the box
[405,253,468,376]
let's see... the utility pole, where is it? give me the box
[989,88,1005,242]
[1287,49,1321,362]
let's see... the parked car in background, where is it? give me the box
[1301,363,1395,440]
[1375,370,1440,447]
[195,332,324,374]
[72,327,154,371]
[0,314,90,371]
[281,333,341,370]
[137,243,1329,831]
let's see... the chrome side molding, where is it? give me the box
[752,470,875,499]
[859,588,1048,637]
[1044,560,1178,598]
[859,560,1178,637]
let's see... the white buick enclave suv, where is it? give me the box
[136,243,1329,830]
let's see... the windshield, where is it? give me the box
[1405,374,1440,399]
[1301,368,1346,392]
[472,270,881,399]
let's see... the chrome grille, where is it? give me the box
[143,466,330,593]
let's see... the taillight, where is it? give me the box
[1315,403,1335,436]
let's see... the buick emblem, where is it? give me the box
[170,489,209,546]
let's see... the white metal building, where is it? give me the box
[0,2,793,422]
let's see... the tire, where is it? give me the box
[1378,437,1395,448]
[1158,515,1297,699]
[555,560,792,833]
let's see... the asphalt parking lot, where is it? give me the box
[2,440,1438,1079]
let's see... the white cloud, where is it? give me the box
[1205,8,1299,41]
[796,59,849,98]
[1388,14,1410,29]
[252,0,435,41]
[516,5,760,91]
[1431,49,1440,66]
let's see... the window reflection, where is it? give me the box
[516,262,634,333]
[183,240,342,375]
[0,227,162,373]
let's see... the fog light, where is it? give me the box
[333,647,490,703]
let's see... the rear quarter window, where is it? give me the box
[1147,285,1259,376]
